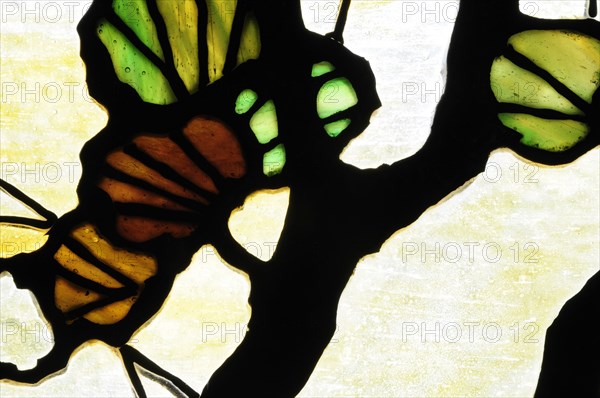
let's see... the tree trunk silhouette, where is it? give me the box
[202,1,599,396]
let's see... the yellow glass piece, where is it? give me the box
[97,19,177,104]
[316,77,359,119]
[53,224,159,324]
[312,61,336,77]
[263,144,286,176]
[490,56,583,115]
[156,0,200,93]
[54,245,124,289]
[113,0,164,60]
[324,118,351,138]
[237,13,261,66]
[508,30,600,103]
[54,276,104,313]
[70,224,157,285]
[235,89,258,114]
[83,297,139,325]
[207,0,237,82]
[249,100,278,144]
[498,113,589,152]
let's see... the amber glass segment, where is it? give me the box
[133,135,219,194]
[182,116,246,178]
[53,224,159,324]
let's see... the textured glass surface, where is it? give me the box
[316,77,358,119]
[498,113,588,151]
[98,20,178,104]
[491,56,583,115]
[508,30,600,103]
[1,1,599,397]
[249,100,279,144]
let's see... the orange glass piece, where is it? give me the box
[98,178,193,212]
[105,150,209,204]
[133,135,219,194]
[182,116,246,179]
[115,215,197,243]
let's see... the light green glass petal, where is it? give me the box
[509,30,600,103]
[250,100,278,144]
[263,144,286,176]
[316,77,358,119]
[237,13,261,66]
[156,0,199,93]
[491,56,583,115]
[97,20,176,104]
[312,61,336,77]
[235,89,258,114]
[207,0,236,83]
[498,113,589,152]
[324,119,351,138]
[112,0,164,60]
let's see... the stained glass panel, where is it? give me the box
[1,1,598,397]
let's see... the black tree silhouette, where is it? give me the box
[0,0,598,397]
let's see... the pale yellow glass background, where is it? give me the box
[0,1,598,397]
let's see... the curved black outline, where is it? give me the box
[0,179,57,229]
[1,1,598,397]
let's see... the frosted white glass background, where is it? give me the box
[1,1,598,397]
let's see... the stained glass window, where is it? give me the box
[1,1,599,397]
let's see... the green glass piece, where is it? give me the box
[156,0,199,93]
[97,20,176,104]
[207,0,235,83]
[263,144,286,176]
[324,119,351,138]
[237,13,261,66]
[508,30,600,103]
[490,56,583,116]
[235,89,258,114]
[316,77,358,119]
[498,113,589,152]
[250,100,278,144]
[311,61,336,77]
[112,0,164,60]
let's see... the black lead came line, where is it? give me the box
[223,0,250,75]
[196,0,210,87]
[169,130,229,190]
[123,143,219,200]
[54,262,136,298]
[101,165,210,212]
[120,345,199,398]
[63,235,138,291]
[504,46,593,117]
[589,0,598,18]
[0,178,57,229]
[496,103,587,123]
[145,0,191,98]
[64,286,139,321]
[113,202,202,223]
